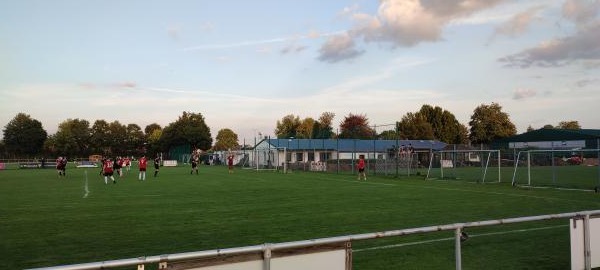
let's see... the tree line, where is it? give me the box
[274,103,582,145]
[1,103,583,159]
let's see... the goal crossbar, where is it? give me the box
[426,150,501,183]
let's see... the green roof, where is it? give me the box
[500,129,600,143]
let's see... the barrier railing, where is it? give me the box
[28,210,600,270]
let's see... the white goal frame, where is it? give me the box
[426,150,501,183]
[245,147,287,173]
[511,148,600,188]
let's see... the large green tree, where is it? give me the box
[275,114,301,138]
[107,121,127,155]
[469,102,516,144]
[126,124,145,156]
[160,111,212,151]
[312,112,336,139]
[557,121,581,130]
[144,123,162,137]
[296,117,315,139]
[417,105,468,144]
[3,113,47,157]
[378,130,399,140]
[397,112,434,140]
[90,120,110,154]
[396,105,467,143]
[338,113,375,139]
[213,128,240,151]
[52,118,92,157]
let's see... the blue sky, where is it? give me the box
[1,0,599,142]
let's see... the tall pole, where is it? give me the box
[337,129,340,174]
[395,122,399,178]
[373,124,376,176]
[551,141,556,184]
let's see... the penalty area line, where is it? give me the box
[354,224,567,252]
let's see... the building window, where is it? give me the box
[319,152,330,161]
[308,152,315,161]
[296,152,304,162]
[286,152,292,162]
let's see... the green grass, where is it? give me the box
[513,165,600,190]
[1,165,600,269]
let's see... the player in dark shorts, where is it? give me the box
[56,156,67,177]
[113,157,122,178]
[357,155,366,180]
[154,155,160,177]
[103,158,116,184]
[190,154,199,175]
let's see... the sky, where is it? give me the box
[0,0,599,142]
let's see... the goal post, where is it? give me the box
[246,147,287,172]
[511,149,600,190]
[426,150,501,183]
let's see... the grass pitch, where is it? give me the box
[2,165,600,269]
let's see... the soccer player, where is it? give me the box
[227,154,234,174]
[153,155,160,177]
[124,157,131,172]
[190,153,199,175]
[113,157,122,177]
[138,155,147,181]
[103,158,116,184]
[60,157,67,177]
[357,155,366,181]
[56,156,63,177]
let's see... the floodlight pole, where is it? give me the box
[395,122,399,178]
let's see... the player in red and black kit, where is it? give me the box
[357,155,366,181]
[56,156,67,177]
[103,158,116,184]
[138,155,147,181]
[227,154,234,174]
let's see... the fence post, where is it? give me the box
[584,215,592,270]
[597,139,600,189]
[455,227,462,270]
[263,244,272,270]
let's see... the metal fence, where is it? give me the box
[28,210,600,270]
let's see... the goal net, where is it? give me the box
[511,149,600,190]
[244,147,287,172]
[426,150,501,183]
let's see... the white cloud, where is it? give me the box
[280,44,308,55]
[562,0,600,25]
[200,22,215,32]
[167,25,182,41]
[498,21,600,68]
[575,78,600,87]
[318,0,509,62]
[317,33,364,63]
[513,88,537,100]
[493,6,543,37]
[183,30,345,52]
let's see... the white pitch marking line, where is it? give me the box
[354,225,567,252]
[83,170,90,198]
[311,176,598,204]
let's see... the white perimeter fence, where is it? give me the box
[28,210,600,270]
